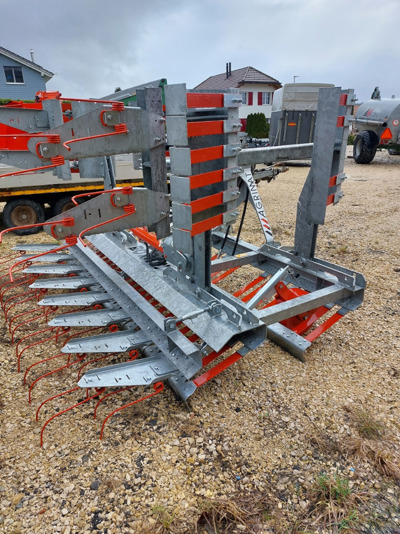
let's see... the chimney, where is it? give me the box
[30,49,35,63]
[226,63,229,79]
[229,62,231,77]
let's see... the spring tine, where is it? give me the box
[17,326,70,373]
[0,251,22,266]
[28,354,87,403]
[40,389,102,447]
[4,288,46,321]
[93,386,134,419]
[24,352,69,385]
[100,382,164,440]
[10,310,49,344]
[9,305,47,332]
[1,276,35,305]
[35,386,81,422]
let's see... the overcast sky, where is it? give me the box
[2,0,399,103]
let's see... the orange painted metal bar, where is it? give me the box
[233,275,265,299]
[291,306,329,336]
[201,345,231,367]
[193,351,242,387]
[328,175,337,188]
[191,214,223,236]
[305,312,343,342]
[240,280,269,303]
[130,227,164,253]
[326,194,335,206]
[187,121,224,137]
[190,192,223,214]
[336,116,345,127]
[211,267,239,284]
[190,169,223,189]
[187,93,224,109]
[190,146,224,165]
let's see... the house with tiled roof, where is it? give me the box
[194,64,281,129]
[0,46,54,100]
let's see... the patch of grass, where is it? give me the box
[297,472,366,533]
[141,503,178,533]
[344,405,386,439]
[342,437,400,483]
[197,491,275,533]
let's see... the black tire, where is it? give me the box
[51,195,75,216]
[353,131,378,164]
[2,198,45,235]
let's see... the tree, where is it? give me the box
[246,113,270,138]
[114,87,122,93]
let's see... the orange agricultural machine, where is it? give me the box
[0,85,365,445]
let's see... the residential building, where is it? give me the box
[0,46,54,100]
[193,64,281,130]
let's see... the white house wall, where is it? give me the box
[238,83,276,121]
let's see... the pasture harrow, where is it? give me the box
[0,84,365,445]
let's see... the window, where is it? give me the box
[4,66,24,84]
[258,92,272,105]
[240,92,253,105]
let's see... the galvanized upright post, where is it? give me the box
[136,87,169,238]
[294,87,354,258]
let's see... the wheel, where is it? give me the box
[51,195,75,216]
[2,198,45,235]
[353,131,378,164]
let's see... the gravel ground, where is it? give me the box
[0,148,399,533]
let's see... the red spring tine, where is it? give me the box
[0,251,22,266]
[55,325,71,343]
[100,382,164,440]
[0,217,73,244]
[63,123,128,152]
[2,285,38,314]
[10,304,57,343]
[78,204,135,246]
[17,326,70,373]
[24,352,68,385]
[15,325,55,360]
[1,275,35,304]
[10,310,48,343]
[4,288,44,322]
[44,305,59,322]
[93,387,134,419]
[8,304,46,332]
[0,155,65,180]
[36,386,80,422]
[29,353,87,403]
[40,390,101,447]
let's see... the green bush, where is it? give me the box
[347,133,355,145]
[246,113,270,139]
